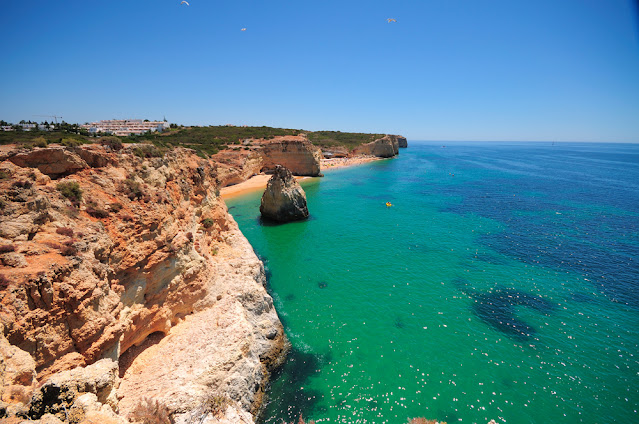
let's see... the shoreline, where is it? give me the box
[220,155,384,200]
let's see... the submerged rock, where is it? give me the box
[260,165,309,222]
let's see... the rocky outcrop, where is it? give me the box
[351,135,399,158]
[0,145,287,423]
[396,136,408,148]
[259,136,322,176]
[260,166,309,222]
[320,146,349,158]
[28,359,119,421]
[214,150,264,187]
[0,334,37,417]
[6,147,89,179]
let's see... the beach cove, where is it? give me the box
[226,141,639,424]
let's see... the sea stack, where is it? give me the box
[260,165,309,222]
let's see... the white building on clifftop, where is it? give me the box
[81,119,169,136]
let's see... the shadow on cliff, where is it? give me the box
[118,331,165,378]
[454,279,555,342]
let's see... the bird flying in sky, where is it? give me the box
[241,28,246,31]
[181,1,189,6]
[387,18,397,23]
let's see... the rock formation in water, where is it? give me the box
[259,166,309,222]
[0,145,287,423]
[397,136,408,148]
[351,135,400,158]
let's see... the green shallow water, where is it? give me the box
[225,142,639,424]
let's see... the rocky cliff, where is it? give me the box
[0,145,287,423]
[213,149,264,187]
[351,135,400,158]
[396,136,408,148]
[258,136,323,176]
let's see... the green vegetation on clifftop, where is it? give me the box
[0,125,389,158]
[306,131,385,149]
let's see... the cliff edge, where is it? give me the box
[0,145,287,423]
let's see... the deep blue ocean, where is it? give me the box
[226,141,639,424]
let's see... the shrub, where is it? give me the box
[0,169,9,179]
[203,395,230,416]
[129,398,174,424]
[0,244,16,253]
[60,245,78,256]
[86,202,110,218]
[99,136,123,151]
[60,138,83,147]
[57,181,82,203]
[56,227,74,237]
[43,241,61,250]
[133,144,162,158]
[120,213,135,222]
[110,202,123,212]
[12,180,32,189]
[201,218,214,228]
[122,178,144,200]
[186,232,193,241]
[33,136,48,148]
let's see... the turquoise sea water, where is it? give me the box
[225,142,639,424]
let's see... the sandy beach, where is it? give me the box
[320,155,383,170]
[220,175,272,199]
[220,155,383,200]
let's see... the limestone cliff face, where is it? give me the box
[214,150,264,187]
[258,136,323,176]
[396,136,408,148]
[351,135,400,158]
[0,145,287,423]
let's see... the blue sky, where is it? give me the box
[1,0,638,142]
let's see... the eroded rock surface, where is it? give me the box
[0,145,287,423]
[6,147,89,178]
[259,136,322,176]
[351,135,400,158]
[260,166,309,222]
